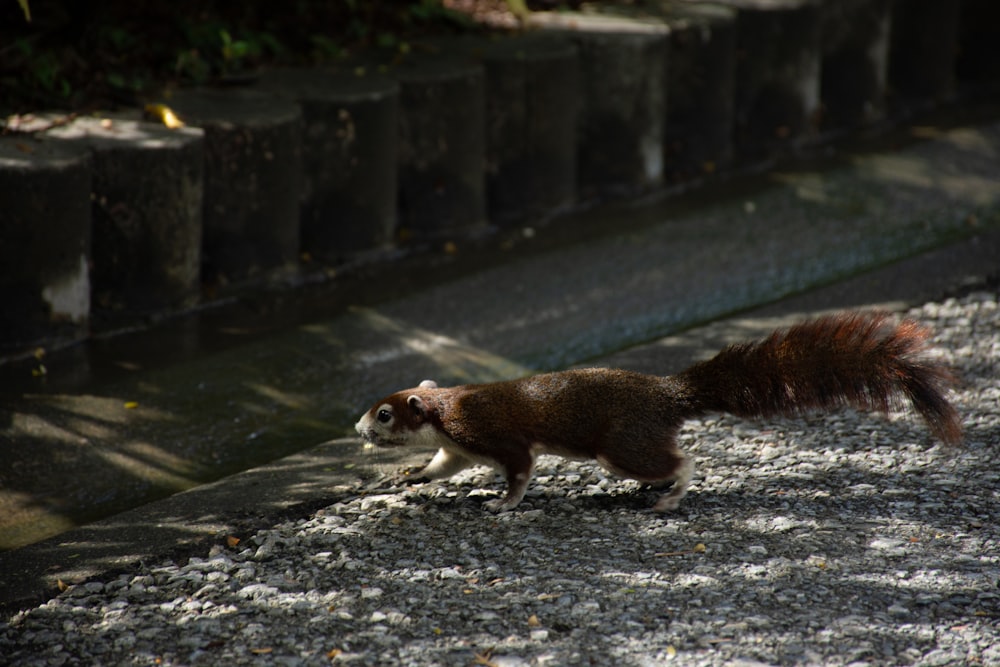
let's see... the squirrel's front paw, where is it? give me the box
[395,467,431,485]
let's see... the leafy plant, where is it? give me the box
[1,0,481,113]
[309,34,343,62]
[174,23,282,83]
[12,38,71,99]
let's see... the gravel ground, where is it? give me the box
[2,289,999,667]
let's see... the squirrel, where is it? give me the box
[355,311,962,513]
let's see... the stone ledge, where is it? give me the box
[2,1,995,357]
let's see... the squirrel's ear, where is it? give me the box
[419,379,438,388]
[407,395,427,417]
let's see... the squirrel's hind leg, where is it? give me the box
[651,455,693,512]
[596,438,691,511]
[597,441,694,512]
[483,448,536,513]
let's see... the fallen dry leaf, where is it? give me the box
[472,649,498,667]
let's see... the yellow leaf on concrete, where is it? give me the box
[144,104,186,129]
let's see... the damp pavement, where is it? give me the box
[1,115,1000,638]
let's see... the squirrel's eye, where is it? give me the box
[377,408,393,424]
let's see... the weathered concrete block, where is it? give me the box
[658,2,737,180]
[957,0,1000,86]
[529,12,669,198]
[821,0,890,131]
[436,33,579,227]
[889,0,959,105]
[0,137,91,353]
[715,0,823,157]
[375,56,486,239]
[166,88,302,290]
[256,68,399,262]
[41,113,204,320]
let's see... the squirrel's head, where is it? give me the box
[355,379,441,447]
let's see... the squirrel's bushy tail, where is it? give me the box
[678,312,962,445]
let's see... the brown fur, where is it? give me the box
[355,312,961,512]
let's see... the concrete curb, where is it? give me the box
[43,113,204,319]
[256,68,400,262]
[167,88,303,291]
[0,137,92,347]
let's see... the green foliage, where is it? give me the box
[10,38,71,100]
[99,25,134,52]
[1,0,473,114]
[173,22,284,84]
[408,0,449,21]
[308,34,343,63]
